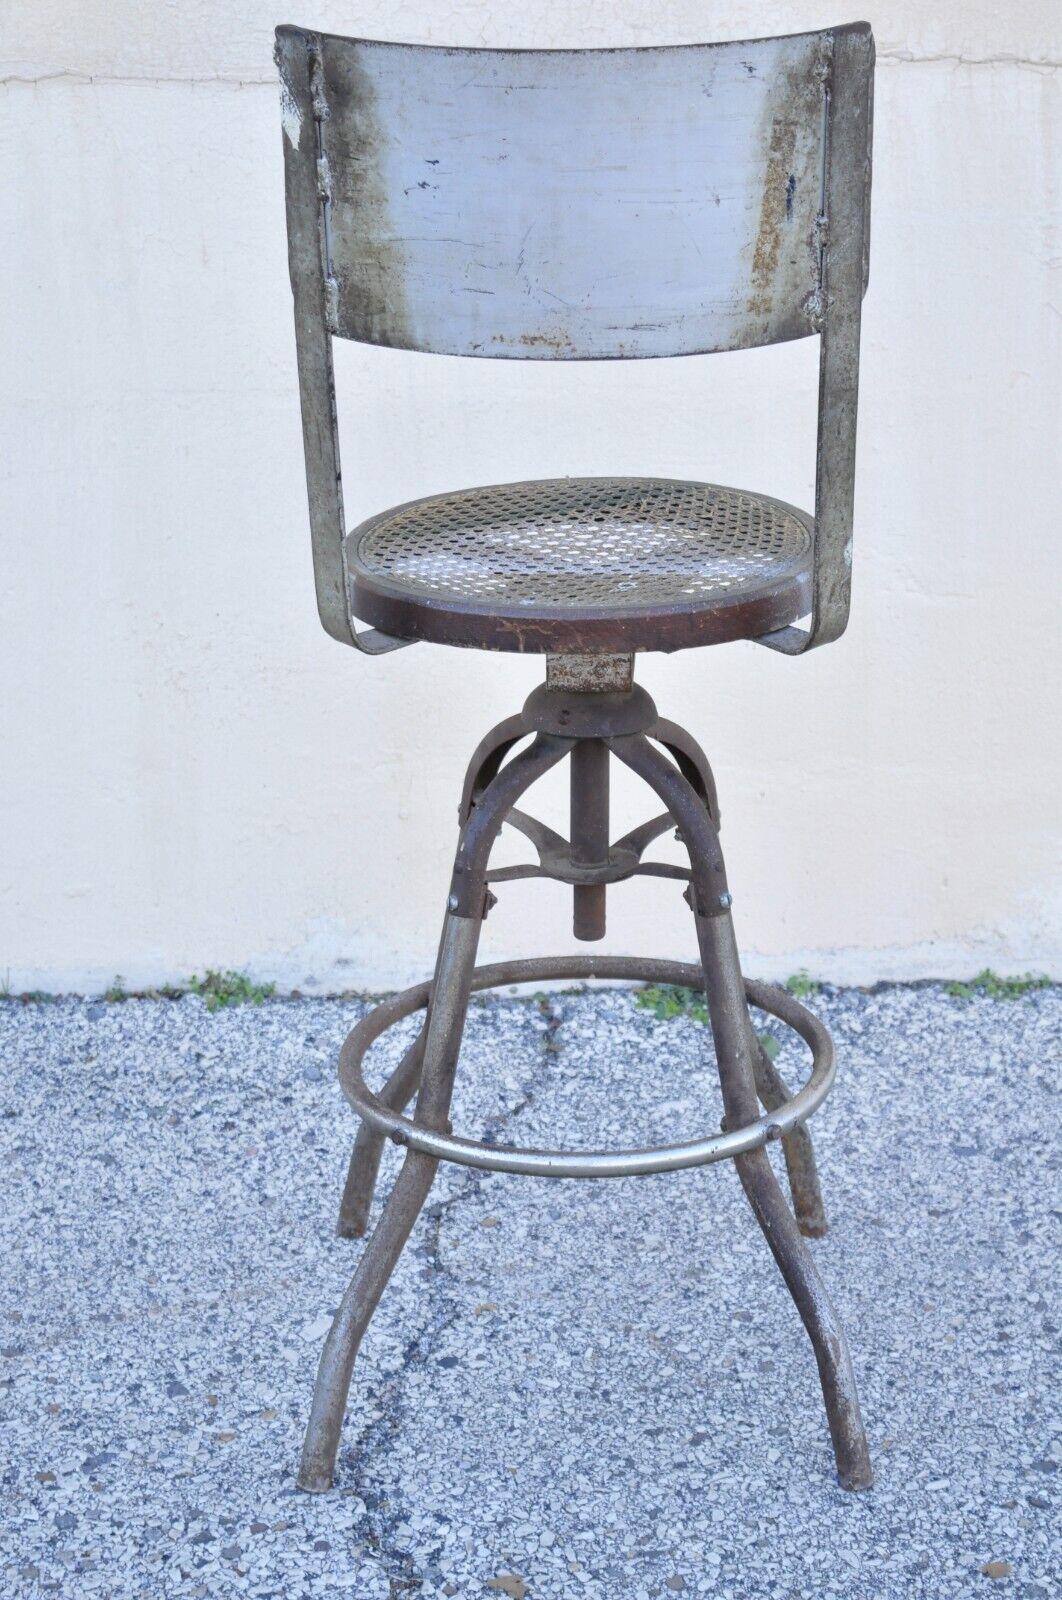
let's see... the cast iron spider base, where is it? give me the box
[298,660,872,1494]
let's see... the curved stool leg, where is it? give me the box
[750,1031,828,1238]
[336,1028,426,1238]
[653,713,827,1226]
[614,735,872,1491]
[651,710,824,1242]
[299,734,570,1492]
[336,722,558,1239]
[651,717,828,1232]
[458,711,530,822]
[299,913,479,1492]
[650,717,720,825]
[699,914,871,1489]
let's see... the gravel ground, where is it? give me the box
[1,981,1058,1599]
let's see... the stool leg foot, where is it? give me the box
[299,1148,439,1491]
[299,914,480,1492]
[750,1032,828,1238]
[336,1030,426,1238]
[732,1144,872,1488]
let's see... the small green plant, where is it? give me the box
[946,969,1051,1002]
[188,969,276,1013]
[636,985,780,1058]
[633,985,783,1062]
[637,984,711,1026]
[785,970,820,999]
[99,979,188,1002]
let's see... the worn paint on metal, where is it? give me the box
[748,44,829,323]
[275,26,414,652]
[313,31,833,359]
[759,22,874,654]
[278,72,302,147]
[545,655,634,694]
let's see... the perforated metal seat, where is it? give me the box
[346,477,813,652]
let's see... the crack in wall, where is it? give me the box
[340,993,561,1596]
[1,51,1059,88]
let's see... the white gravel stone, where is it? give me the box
[1,983,1059,1597]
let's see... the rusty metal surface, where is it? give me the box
[751,1030,828,1237]
[298,912,482,1494]
[457,711,531,823]
[298,677,869,1492]
[335,957,835,1178]
[522,679,658,737]
[275,28,412,654]
[651,717,721,825]
[344,476,814,653]
[301,705,571,1492]
[447,735,571,917]
[305,29,831,360]
[325,683,840,1184]
[334,949,834,1246]
[758,22,875,654]
[614,728,871,1489]
[335,953,831,1184]
[570,740,610,940]
[335,1027,425,1239]
[612,733,731,919]
[695,910,872,1491]
[546,654,634,694]
[276,17,878,1478]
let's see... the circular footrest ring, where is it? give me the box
[339,957,835,1179]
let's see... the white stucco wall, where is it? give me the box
[2,4,1059,994]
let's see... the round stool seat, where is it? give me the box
[345,476,813,653]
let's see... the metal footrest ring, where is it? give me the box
[339,956,835,1179]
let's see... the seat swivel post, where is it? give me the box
[570,739,610,941]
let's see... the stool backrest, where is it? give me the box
[275,24,873,645]
[277,25,871,359]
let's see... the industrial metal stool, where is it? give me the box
[276,20,875,1493]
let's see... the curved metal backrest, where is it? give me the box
[278,27,865,359]
[275,24,873,648]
